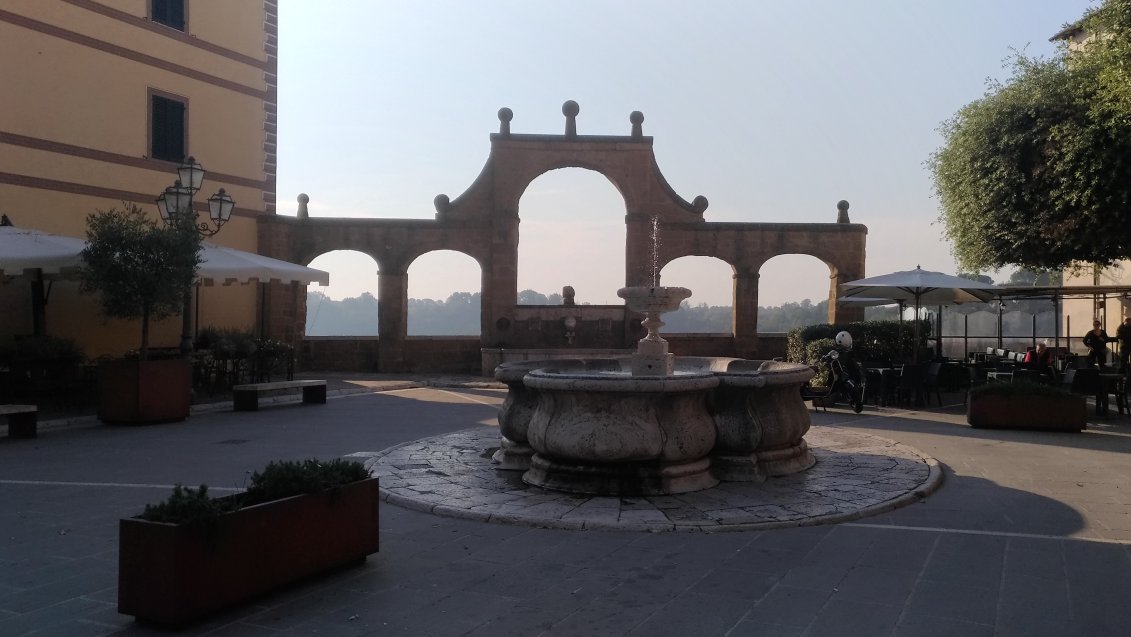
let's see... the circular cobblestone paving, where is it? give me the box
[363,426,942,532]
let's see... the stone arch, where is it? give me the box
[659,255,736,334]
[516,167,628,304]
[756,253,839,330]
[406,249,483,336]
[258,104,867,371]
[305,250,380,336]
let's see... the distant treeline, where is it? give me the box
[305,290,898,336]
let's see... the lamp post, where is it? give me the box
[155,156,235,354]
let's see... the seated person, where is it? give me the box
[1022,342,1056,379]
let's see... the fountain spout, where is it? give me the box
[617,285,691,376]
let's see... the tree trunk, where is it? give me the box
[140,307,150,361]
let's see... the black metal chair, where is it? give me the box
[923,361,944,406]
[964,364,988,405]
[897,363,927,407]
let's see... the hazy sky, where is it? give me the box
[277,1,1085,307]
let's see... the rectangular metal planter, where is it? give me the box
[98,358,192,424]
[966,393,1086,431]
[118,477,380,625]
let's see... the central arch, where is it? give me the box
[517,168,627,305]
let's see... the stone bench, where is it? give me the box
[231,380,327,412]
[1,405,38,438]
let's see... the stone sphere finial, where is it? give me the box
[630,111,644,138]
[297,193,310,219]
[692,195,709,214]
[434,194,451,215]
[497,107,513,135]
[563,100,579,137]
[836,200,850,223]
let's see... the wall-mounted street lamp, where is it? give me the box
[155,156,235,353]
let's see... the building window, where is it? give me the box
[150,93,186,162]
[151,0,185,31]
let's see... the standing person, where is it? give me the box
[1083,320,1114,368]
[1117,317,1131,373]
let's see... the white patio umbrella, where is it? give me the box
[191,243,328,339]
[196,243,329,286]
[840,266,999,361]
[0,223,88,336]
[0,224,86,277]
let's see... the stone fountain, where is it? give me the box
[495,284,816,497]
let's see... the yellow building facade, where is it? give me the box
[0,0,278,357]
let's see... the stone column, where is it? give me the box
[733,267,760,359]
[829,271,865,324]
[378,269,408,372]
[485,214,519,348]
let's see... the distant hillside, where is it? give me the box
[305,291,898,336]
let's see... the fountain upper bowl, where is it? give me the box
[617,286,692,314]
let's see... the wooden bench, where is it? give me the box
[232,380,327,412]
[1,405,38,438]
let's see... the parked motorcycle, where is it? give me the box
[800,342,865,414]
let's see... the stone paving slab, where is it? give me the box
[365,426,942,532]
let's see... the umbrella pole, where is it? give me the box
[30,271,46,337]
[914,297,922,363]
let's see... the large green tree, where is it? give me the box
[930,1,1131,273]
[1080,0,1131,123]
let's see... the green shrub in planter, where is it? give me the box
[139,458,371,525]
[119,458,379,625]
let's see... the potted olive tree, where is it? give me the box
[80,204,201,424]
[117,458,379,625]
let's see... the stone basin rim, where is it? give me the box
[523,370,719,392]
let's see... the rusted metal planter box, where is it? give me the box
[966,393,1086,432]
[98,358,191,424]
[118,477,380,625]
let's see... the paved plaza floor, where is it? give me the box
[1,375,1130,636]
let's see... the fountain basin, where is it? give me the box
[522,369,720,496]
[712,360,816,480]
[493,358,620,471]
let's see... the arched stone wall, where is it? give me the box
[258,102,867,372]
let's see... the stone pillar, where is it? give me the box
[378,269,408,372]
[733,268,760,359]
[485,214,519,348]
[622,214,655,345]
[829,271,865,324]
[624,215,654,288]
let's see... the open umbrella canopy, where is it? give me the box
[197,243,329,286]
[840,266,999,362]
[840,266,998,306]
[0,225,86,278]
[836,296,901,307]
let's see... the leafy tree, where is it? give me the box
[1007,268,1062,286]
[80,204,201,359]
[929,48,1131,272]
[957,272,995,285]
[1079,0,1131,123]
